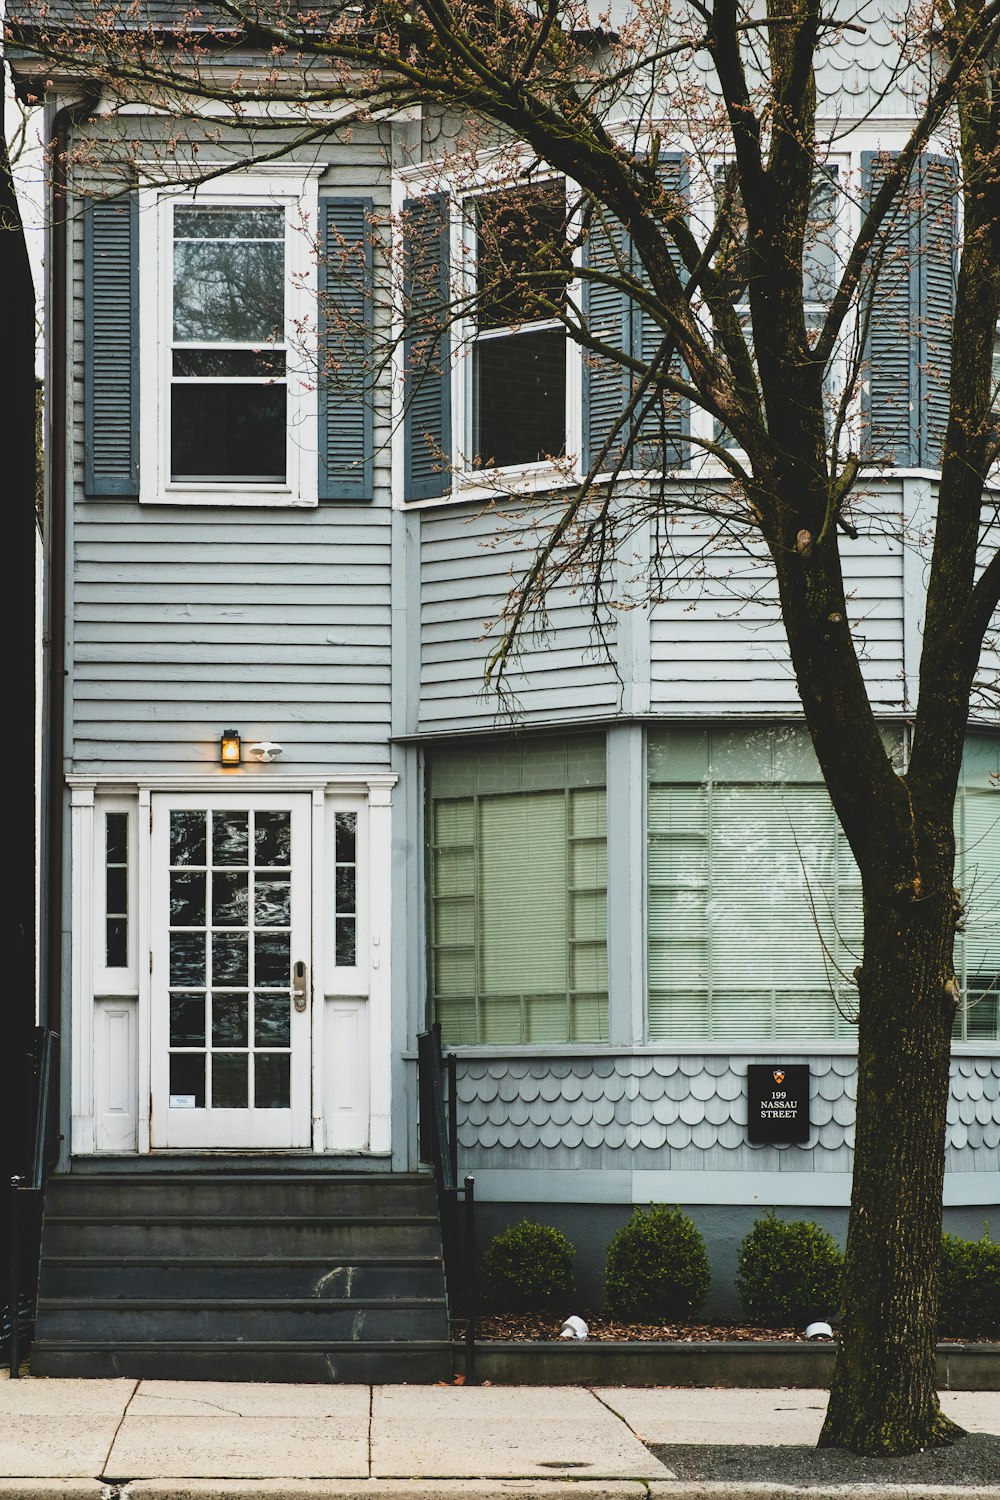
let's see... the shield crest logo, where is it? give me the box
[773,1070,785,1084]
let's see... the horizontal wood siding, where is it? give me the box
[418,503,622,729]
[648,493,905,712]
[72,511,392,772]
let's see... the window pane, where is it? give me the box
[255,1052,290,1109]
[474,328,565,467]
[475,181,569,329]
[173,348,285,378]
[171,384,286,482]
[173,207,284,343]
[169,1052,205,1107]
[213,1052,249,1109]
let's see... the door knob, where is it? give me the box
[293,959,309,1011]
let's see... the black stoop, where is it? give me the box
[31,1170,451,1381]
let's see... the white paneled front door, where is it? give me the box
[149,794,312,1148]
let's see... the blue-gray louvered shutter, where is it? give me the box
[581,207,632,472]
[634,153,690,470]
[318,197,374,501]
[862,151,956,467]
[84,195,138,497]
[403,193,451,502]
[919,155,957,466]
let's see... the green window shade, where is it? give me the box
[954,789,1000,1043]
[429,741,607,1046]
[648,779,859,1041]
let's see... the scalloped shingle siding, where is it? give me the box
[455,1056,1000,1173]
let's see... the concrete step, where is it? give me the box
[35,1297,450,1343]
[29,1338,455,1383]
[41,1215,442,1257]
[39,1256,445,1300]
[43,1172,435,1218]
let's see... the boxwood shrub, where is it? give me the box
[604,1204,711,1321]
[481,1219,576,1311]
[939,1231,1000,1337]
[736,1213,843,1326]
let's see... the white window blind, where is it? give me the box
[429,737,607,1045]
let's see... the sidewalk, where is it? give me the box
[0,1378,997,1500]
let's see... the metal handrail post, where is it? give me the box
[8,1177,23,1377]
[446,1051,458,1189]
[463,1174,476,1385]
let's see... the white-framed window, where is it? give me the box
[323,794,369,996]
[138,166,320,507]
[93,795,140,996]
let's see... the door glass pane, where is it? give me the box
[255,811,291,866]
[105,812,129,968]
[171,871,206,925]
[255,932,291,985]
[255,1052,290,1109]
[170,1052,205,1107]
[254,993,291,1047]
[170,932,206,986]
[170,995,205,1047]
[213,812,249,865]
[213,870,249,925]
[213,1052,249,1109]
[256,877,290,926]
[212,995,249,1047]
[170,810,206,865]
[212,932,249,985]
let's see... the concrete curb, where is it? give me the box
[455,1342,1000,1389]
[3,1485,1000,1500]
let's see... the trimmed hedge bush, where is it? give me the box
[939,1231,1000,1337]
[482,1219,576,1310]
[604,1204,710,1320]
[736,1213,843,1325]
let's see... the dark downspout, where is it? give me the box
[42,89,99,1094]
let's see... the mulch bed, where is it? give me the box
[454,1314,998,1343]
[454,1313,834,1342]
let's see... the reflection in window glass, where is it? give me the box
[334,812,357,966]
[105,811,129,968]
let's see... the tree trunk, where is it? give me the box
[819,880,963,1453]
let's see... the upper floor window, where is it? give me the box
[137,169,320,507]
[469,181,570,470]
[170,206,287,485]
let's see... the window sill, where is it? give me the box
[141,487,318,509]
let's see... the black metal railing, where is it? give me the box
[417,1024,476,1382]
[5,1027,58,1376]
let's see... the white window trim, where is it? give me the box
[138,164,323,508]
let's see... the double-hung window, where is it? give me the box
[139,169,319,506]
[469,180,571,470]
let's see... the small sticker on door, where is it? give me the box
[169,1094,197,1108]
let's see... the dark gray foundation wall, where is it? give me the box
[473,1200,1000,1321]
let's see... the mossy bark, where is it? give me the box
[819,879,964,1453]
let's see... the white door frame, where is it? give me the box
[68,773,397,1156]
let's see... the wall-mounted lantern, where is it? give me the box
[220,729,241,767]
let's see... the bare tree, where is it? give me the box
[9,0,1000,1452]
